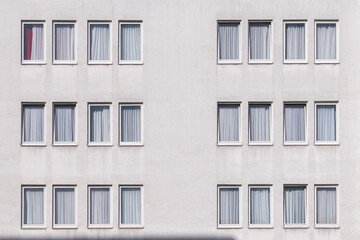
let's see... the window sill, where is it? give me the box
[53,61,78,65]
[119,224,144,229]
[22,225,46,229]
[284,224,309,229]
[217,60,242,65]
[119,142,144,147]
[248,224,273,229]
[22,142,47,147]
[217,142,242,146]
[88,143,113,147]
[315,224,339,229]
[87,61,113,65]
[53,225,78,229]
[248,142,273,146]
[283,60,308,64]
[53,142,78,147]
[21,61,46,65]
[119,61,144,65]
[217,225,242,229]
[314,60,339,64]
[283,142,308,146]
[314,141,339,146]
[88,225,113,229]
[248,60,273,64]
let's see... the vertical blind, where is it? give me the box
[284,187,305,224]
[90,188,110,225]
[285,23,305,60]
[23,105,44,142]
[55,188,75,225]
[284,105,305,142]
[250,188,270,224]
[121,24,141,61]
[121,188,141,224]
[24,24,44,60]
[218,105,239,142]
[121,106,141,142]
[249,23,270,60]
[24,188,44,225]
[218,23,239,60]
[90,24,110,61]
[316,105,336,141]
[219,188,239,224]
[316,187,337,224]
[90,106,110,143]
[249,105,270,142]
[316,23,336,59]
[54,105,75,142]
[55,24,75,61]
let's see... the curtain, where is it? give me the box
[121,188,141,224]
[249,23,270,60]
[55,188,75,225]
[23,106,44,142]
[285,23,305,60]
[284,187,305,224]
[316,24,336,59]
[24,24,44,60]
[90,106,110,142]
[55,24,75,61]
[121,106,141,142]
[219,188,239,224]
[218,23,239,60]
[90,24,110,61]
[284,105,305,142]
[121,24,141,60]
[316,188,336,224]
[249,105,270,142]
[218,105,239,142]
[90,188,110,224]
[250,188,270,224]
[316,105,336,141]
[54,106,75,142]
[24,188,44,225]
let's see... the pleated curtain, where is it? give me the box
[316,105,336,141]
[219,188,239,224]
[121,106,141,142]
[23,106,44,142]
[218,105,239,142]
[121,24,141,60]
[24,24,44,60]
[55,188,75,225]
[218,23,239,60]
[316,24,336,59]
[285,23,305,60]
[54,106,75,142]
[249,23,270,60]
[90,188,110,225]
[284,105,305,142]
[250,188,270,224]
[90,24,110,61]
[284,187,305,224]
[90,106,110,142]
[55,24,75,61]
[24,188,44,225]
[249,105,270,142]
[316,188,336,224]
[121,188,141,224]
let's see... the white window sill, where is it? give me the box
[315,141,339,146]
[248,142,273,146]
[217,142,242,146]
[283,60,308,64]
[217,224,242,229]
[119,142,144,147]
[88,142,113,147]
[21,61,46,65]
[217,60,242,65]
[284,224,309,229]
[119,224,144,229]
[248,224,273,229]
[119,61,144,65]
[22,142,47,147]
[53,61,77,65]
[87,61,113,65]
[315,59,339,64]
[88,224,113,229]
[53,225,78,229]
[53,142,78,147]
[22,225,46,229]
[315,224,339,229]
[248,60,273,64]
[283,141,308,146]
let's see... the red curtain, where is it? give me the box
[24,25,32,60]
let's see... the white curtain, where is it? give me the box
[121,106,141,142]
[316,105,336,141]
[249,105,270,142]
[284,187,305,224]
[249,23,270,60]
[90,106,110,142]
[54,106,75,142]
[121,24,141,60]
[121,188,141,224]
[219,188,239,224]
[316,188,336,224]
[218,23,239,60]
[24,188,44,225]
[284,105,305,142]
[250,188,270,224]
[218,105,239,142]
[90,188,110,225]
[55,24,75,61]
[23,106,44,142]
[316,24,336,59]
[24,24,44,60]
[55,188,75,225]
[285,23,305,60]
[90,24,110,61]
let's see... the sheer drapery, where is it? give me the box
[121,24,141,60]
[121,106,141,142]
[24,188,44,225]
[316,188,336,224]
[284,105,305,142]
[121,188,141,224]
[55,24,75,61]
[55,188,75,225]
[23,105,44,142]
[316,23,336,59]
[249,23,270,60]
[316,105,336,141]
[24,24,44,60]
[249,105,270,142]
[90,24,110,61]
[250,188,270,224]
[284,187,305,224]
[218,23,239,60]
[219,188,239,224]
[54,106,75,142]
[218,105,239,142]
[90,188,110,225]
[285,23,305,60]
[90,106,110,142]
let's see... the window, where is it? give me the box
[248,103,272,145]
[22,186,45,228]
[88,21,112,64]
[53,103,76,145]
[217,103,241,145]
[88,186,112,228]
[315,185,338,228]
[119,21,143,64]
[119,186,143,228]
[22,103,45,146]
[284,21,307,63]
[284,186,307,228]
[53,186,76,228]
[315,21,339,63]
[119,103,143,146]
[88,104,112,146]
[22,21,45,64]
[284,103,307,145]
[217,21,241,64]
[217,186,241,228]
[249,186,273,228]
[248,21,272,63]
[53,21,76,64]
[315,102,338,145]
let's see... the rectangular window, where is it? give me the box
[249,186,272,228]
[88,186,112,228]
[315,21,339,63]
[53,21,76,64]
[53,104,76,145]
[88,22,112,64]
[217,21,241,64]
[315,186,338,228]
[88,104,111,146]
[249,21,272,63]
[119,21,143,64]
[217,103,241,145]
[284,103,307,144]
[119,103,143,146]
[53,186,76,228]
[248,103,272,145]
[217,186,241,228]
[284,21,307,63]
[119,186,143,228]
[22,186,45,228]
[284,186,307,227]
[22,103,45,145]
[315,102,338,144]
[22,21,45,64]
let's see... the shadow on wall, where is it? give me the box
[0,237,235,240]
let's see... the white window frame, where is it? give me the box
[119,21,143,65]
[119,103,144,146]
[22,185,46,229]
[314,185,339,229]
[248,102,273,145]
[21,102,46,147]
[52,21,77,64]
[248,20,273,64]
[119,185,144,229]
[52,185,77,229]
[314,102,339,145]
[283,20,308,64]
[217,185,242,229]
[217,20,242,64]
[87,21,112,65]
[283,185,308,228]
[21,21,46,64]
[87,185,113,229]
[53,102,77,146]
[88,103,113,146]
[314,20,339,64]
[283,102,308,146]
[217,102,242,146]
[248,185,273,229]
